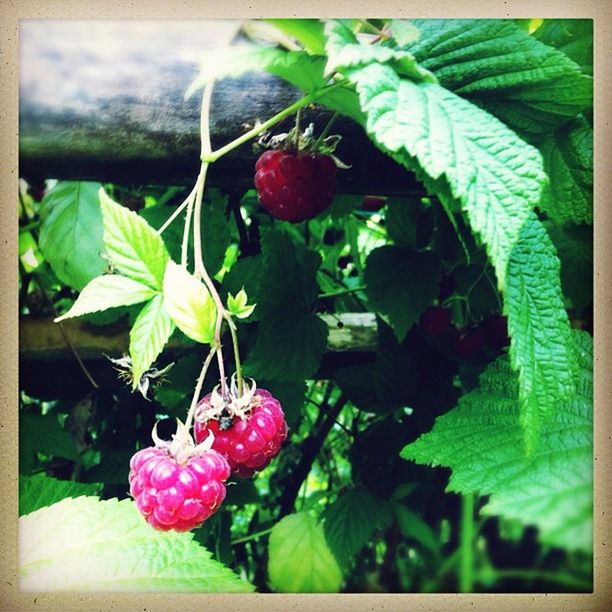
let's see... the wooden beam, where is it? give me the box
[19,20,418,193]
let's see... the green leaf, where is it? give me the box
[389,20,421,47]
[39,181,107,290]
[323,488,392,569]
[129,294,175,386]
[408,19,593,134]
[534,19,593,76]
[328,47,546,288]
[385,196,420,247]
[20,496,254,592]
[505,214,578,448]
[364,246,441,342]
[99,188,170,290]
[265,19,326,55]
[325,20,435,83]
[538,116,593,224]
[20,413,78,466]
[393,504,440,553]
[268,512,342,592]
[19,473,102,516]
[401,331,592,553]
[54,275,157,322]
[188,47,327,98]
[227,289,256,320]
[201,189,232,277]
[162,261,216,345]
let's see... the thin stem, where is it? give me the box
[158,184,197,236]
[184,345,217,431]
[225,315,243,395]
[231,527,273,546]
[314,111,339,148]
[318,285,366,299]
[181,188,195,269]
[294,106,301,151]
[459,493,475,593]
[19,220,41,234]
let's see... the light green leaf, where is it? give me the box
[20,496,253,592]
[54,275,157,322]
[538,116,592,224]
[327,49,546,288]
[401,331,592,553]
[227,289,256,319]
[19,473,102,516]
[187,47,326,98]
[99,188,170,290]
[364,246,441,342]
[323,488,392,569]
[162,261,216,345]
[265,19,326,55]
[408,19,592,134]
[505,214,578,448]
[389,20,421,47]
[39,181,107,290]
[268,512,342,592]
[325,20,435,83]
[129,294,175,386]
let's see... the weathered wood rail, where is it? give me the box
[19,20,418,193]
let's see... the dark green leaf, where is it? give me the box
[534,19,593,75]
[393,504,440,553]
[20,413,78,465]
[386,196,420,247]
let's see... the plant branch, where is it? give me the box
[158,183,197,236]
[459,493,475,593]
[231,527,273,546]
[184,345,217,431]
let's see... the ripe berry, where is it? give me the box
[419,306,452,336]
[359,196,386,212]
[129,445,230,531]
[483,314,510,350]
[195,388,288,478]
[254,150,337,222]
[455,327,485,360]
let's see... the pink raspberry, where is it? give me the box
[194,389,288,478]
[129,446,230,531]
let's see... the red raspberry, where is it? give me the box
[254,150,337,222]
[194,389,288,478]
[129,446,230,532]
[454,327,485,360]
[419,306,452,336]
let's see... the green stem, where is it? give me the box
[225,314,243,396]
[231,527,273,546]
[185,345,217,432]
[313,111,339,148]
[19,220,41,234]
[201,79,349,164]
[459,493,475,593]
[158,184,196,236]
[318,285,366,299]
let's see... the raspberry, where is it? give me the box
[195,388,288,478]
[454,327,485,360]
[483,314,510,350]
[254,150,337,222]
[129,445,230,531]
[419,306,452,336]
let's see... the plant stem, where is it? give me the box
[318,284,367,299]
[184,345,217,432]
[225,314,243,395]
[459,493,475,593]
[313,111,339,148]
[231,527,273,546]
[158,184,197,236]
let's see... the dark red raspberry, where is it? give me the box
[194,389,288,478]
[454,327,485,360]
[359,196,387,212]
[419,306,452,336]
[129,446,230,532]
[483,314,510,350]
[254,150,337,222]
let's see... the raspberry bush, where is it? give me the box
[18,18,593,596]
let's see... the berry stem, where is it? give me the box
[185,345,217,432]
[313,111,339,149]
[157,183,197,236]
[225,313,243,395]
[318,284,366,299]
[230,527,274,546]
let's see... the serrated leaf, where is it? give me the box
[19,496,253,592]
[201,190,232,277]
[408,19,592,134]
[401,331,592,553]
[19,473,102,516]
[163,261,216,345]
[39,181,107,290]
[364,246,441,342]
[20,413,78,465]
[129,293,175,386]
[534,19,593,76]
[265,19,326,55]
[227,289,256,319]
[538,116,592,224]
[99,188,170,289]
[268,512,342,592]
[325,32,547,287]
[323,488,392,569]
[54,275,157,322]
[390,20,421,47]
[505,214,578,448]
[393,504,439,553]
[188,46,327,98]
[385,196,420,247]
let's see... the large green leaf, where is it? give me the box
[19,496,253,592]
[99,188,170,290]
[39,181,106,290]
[129,293,176,386]
[20,413,78,469]
[268,512,342,592]
[162,261,216,345]
[538,116,592,224]
[401,330,592,553]
[323,488,392,569]
[19,473,102,516]
[54,275,157,322]
[534,19,593,76]
[407,19,593,134]
[505,214,578,448]
[264,19,327,55]
[364,246,441,342]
